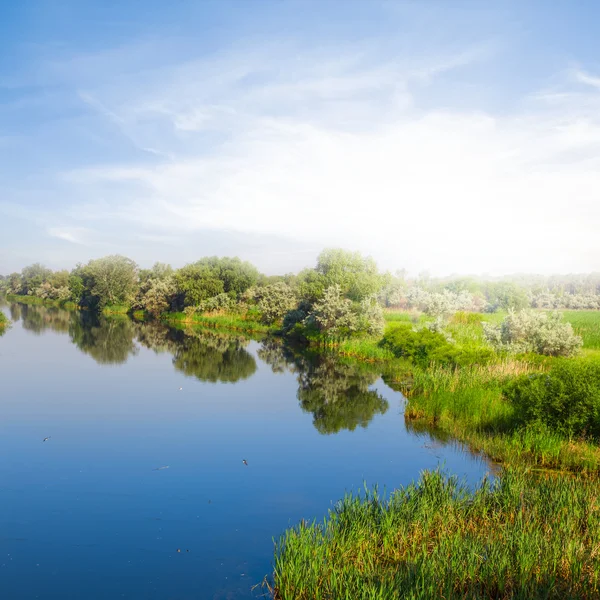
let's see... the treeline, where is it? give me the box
[1,249,600,338]
[0,250,388,338]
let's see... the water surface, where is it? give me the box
[0,303,492,599]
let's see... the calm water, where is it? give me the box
[0,303,492,599]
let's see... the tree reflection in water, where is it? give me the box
[8,303,388,433]
[258,340,389,434]
[171,328,257,383]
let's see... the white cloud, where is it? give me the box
[8,28,599,275]
[47,227,92,245]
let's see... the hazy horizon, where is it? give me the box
[1,1,598,276]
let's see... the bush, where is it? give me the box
[255,282,297,324]
[381,324,494,367]
[197,292,236,313]
[504,360,600,439]
[380,324,455,366]
[309,284,358,338]
[484,310,582,357]
[356,295,385,336]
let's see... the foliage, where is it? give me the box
[20,263,52,295]
[295,356,388,434]
[173,262,224,307]
[255,282,297,324]
[316,248,385,302]
[356,294,385,336]
[137,276,177,317]
[81,255,138,308]
[504,359,600,439]
[484,310,582,357]
[174,256,259,307]
[484,281,530,312]
[272,468,600,600]
[381,324,456,366]
[309,284,358,338]
[172,331,257,383]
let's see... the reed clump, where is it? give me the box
[272,468,600,600]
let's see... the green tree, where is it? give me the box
[81,255,138,308]
[174,263,225,307]
[310,284,358,338]
[21,263,52,295]
[317,248,385,302]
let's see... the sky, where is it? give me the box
[0,0,599,277]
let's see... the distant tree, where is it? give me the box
[82,255,138,308]
[174,256,260,307]
[485,282,529,312]
[174,263,225,307]
[8,273,22,294]
[68,275,85,304]
[296,268,327,303]
[21,263,52,295]
[316,248,385,302]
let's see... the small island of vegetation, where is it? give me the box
[3,249,600,598]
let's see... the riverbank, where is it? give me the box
[271,310,600,598]
[6,293,79,310]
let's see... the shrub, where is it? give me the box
[255,282,297,324]
[309,284,358,338]
[380,324,455,366]
[381,324,494,367]
[139,277,176,317]
[484,310,582,357]
[356,295,385,336]
[197,292,236,313]
[504,360,600,438]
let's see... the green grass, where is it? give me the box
[101,304,130,315]
[563,311,600,349]
[6,294,78,310]
[162,311,275,334]
[0,311,8,328]
[383,309,419,323]
[271,468,600,600]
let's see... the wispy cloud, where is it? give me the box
[3,6,600,275]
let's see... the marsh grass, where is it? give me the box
[563,311,600,349]
[163,311,274,334]
[102,304,130,315]
[271,468,600,600]
[394,359,600,472]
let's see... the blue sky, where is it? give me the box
[1,0,599,276]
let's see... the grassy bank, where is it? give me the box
[6,293,78,310]
[396,360,600,472]
[273,310,600,597]
[101,304,130,315]
[271,468,600,600]
[162,311,275,334]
